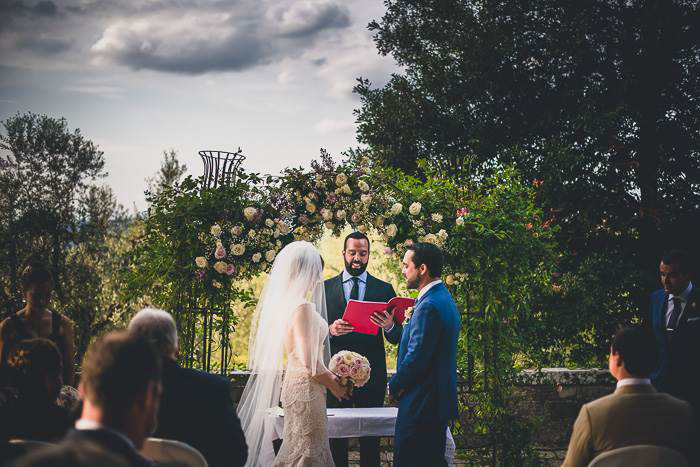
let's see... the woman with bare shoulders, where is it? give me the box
[0,262,75,387]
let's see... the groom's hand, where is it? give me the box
[330,319,354,336]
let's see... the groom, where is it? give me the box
[389,242,460,467]
[325,231,402,467]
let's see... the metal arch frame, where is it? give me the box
[199,149,246,189]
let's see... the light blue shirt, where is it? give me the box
[342,270,367,302]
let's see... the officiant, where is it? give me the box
[326,231,402,467]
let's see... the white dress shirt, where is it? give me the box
[616,378,651,388]
[417,279,443,302]
[666,281,694,327]
[342,270,368,302]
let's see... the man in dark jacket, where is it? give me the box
[128,308,247,467]
[325,232,402,467]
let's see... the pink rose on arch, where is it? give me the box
[299,214,310,225]
[351,213,361,224]
[214,244,226,259]
[224,264,235,275]
[326,192,338,204]
[456,207,470,217]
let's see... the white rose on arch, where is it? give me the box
[265,250,277,263]
[336,210,346,221]
[243,207,257,222]
[210,224,222,237]
[409,202,422,216]
[336,173,348,187]
[214,261,227,274]
[232,244,246,256]
[265,218,275,228]
[195,257,208,268]
[361,194,372,205]
[358,180,370,192]
[431,213,443,223]
[252,253,262,263]
[321,208,333,221]
[357,225,368,234]
[306,203,317,214]
[390,203,403,216]
[386,224,398,237]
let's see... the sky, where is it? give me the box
[0,0,399,210]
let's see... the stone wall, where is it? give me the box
[227,369,615,466]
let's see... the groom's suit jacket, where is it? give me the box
[325,272,402,399]
[650,284,700,414]
[389,282,460,423]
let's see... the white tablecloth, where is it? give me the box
[261,407,455,466]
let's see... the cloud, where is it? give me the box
[16,35,72,55]
[90,0,351,74]
[313,119,355,134]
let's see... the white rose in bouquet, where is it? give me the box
[329,351,371,388]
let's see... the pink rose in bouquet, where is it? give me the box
[329,351,371,388]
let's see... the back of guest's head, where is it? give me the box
[80,331,161,416]
[661,249,690,275]
[19,261,54,293]
[7,338,62,401]
[611,326,658,378]
[10,439,129,467]
[128,308,178,358]
[406,243,443,278]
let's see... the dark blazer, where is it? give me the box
[389,282,460,423]
[154,358,247,467]
[325,272,402,396]
[562,384,697,467]
[650,285,700,409]
[64,428,152,467]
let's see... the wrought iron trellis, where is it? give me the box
[199,149,246,189]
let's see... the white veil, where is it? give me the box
[236,240,330,467]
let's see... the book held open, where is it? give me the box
[341,297,416,335]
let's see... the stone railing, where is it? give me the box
[227,368,615,466]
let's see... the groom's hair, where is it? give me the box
[407,243,443,278]
[343,231,370,251]
[611,326,657,378]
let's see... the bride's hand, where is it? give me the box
[329,375,351,400]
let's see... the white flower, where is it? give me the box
[265,250,276,263]
[456,217,465,226]
[265,218,275,228]
[277,222,291,235]
[325,222,335,230]
[362,167,371,175]
[375,216,385,228]
[361,156,371,166]
[336,173,348,187]
[342,184,352,195]
[306,203,317,214]
[321,208,333,221]
[409,202,422,216]
[438,229,448,239]
[357,225,368,234]
[210,224,222,237]
[273,230,280,238]
[424,233,437,244]
[230,226,243,236]
[386,223,398,237]
[390,203,403,216]
[232,244,245,256]
[431,213,443,223]
[358,180,370,192]
[195,257,208,268]
[243,207,257,222]
[276,240,282,247]
[214,261,227,274]
[248,229,257,238]
[361,194,372,205]
[404,239,414,247]
[252,253,262,263]
[445,274,456,285]
[336,210,346,220]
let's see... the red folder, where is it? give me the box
[341,297,416,336]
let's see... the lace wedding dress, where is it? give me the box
[273,302,335,467]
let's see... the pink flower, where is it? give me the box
[456,207,470,217]
[326,192,337,204]
[215,244,226,259]
[299,214,310,225]
[225,264,235,275]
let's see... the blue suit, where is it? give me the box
[650,285,700,423]
[389,282,460,467]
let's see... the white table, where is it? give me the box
[261,407,455,466]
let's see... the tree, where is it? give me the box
[355,0,700,359]
[0,112,129,359]
[146,149,188,196]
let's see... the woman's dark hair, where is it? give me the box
[611,326,658,378]
[20,261,54,292]
[406,243,443,278]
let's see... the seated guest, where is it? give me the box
[128,308,248,467]
[67,331,162,467]
[0,262,75,387]
[0,338,69,442]
[10,439,129,467]
[562,326,697,467]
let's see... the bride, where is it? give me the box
[237,241,350,467]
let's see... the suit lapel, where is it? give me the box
[331,274,346,321]
[364,273,380,302]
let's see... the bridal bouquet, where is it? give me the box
[329,351,371,388]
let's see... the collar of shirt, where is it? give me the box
[669,281,693,302]
[616,378,651,388]
[417,280,443,302]
[342,270,367,284]
[75,419,136,450]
